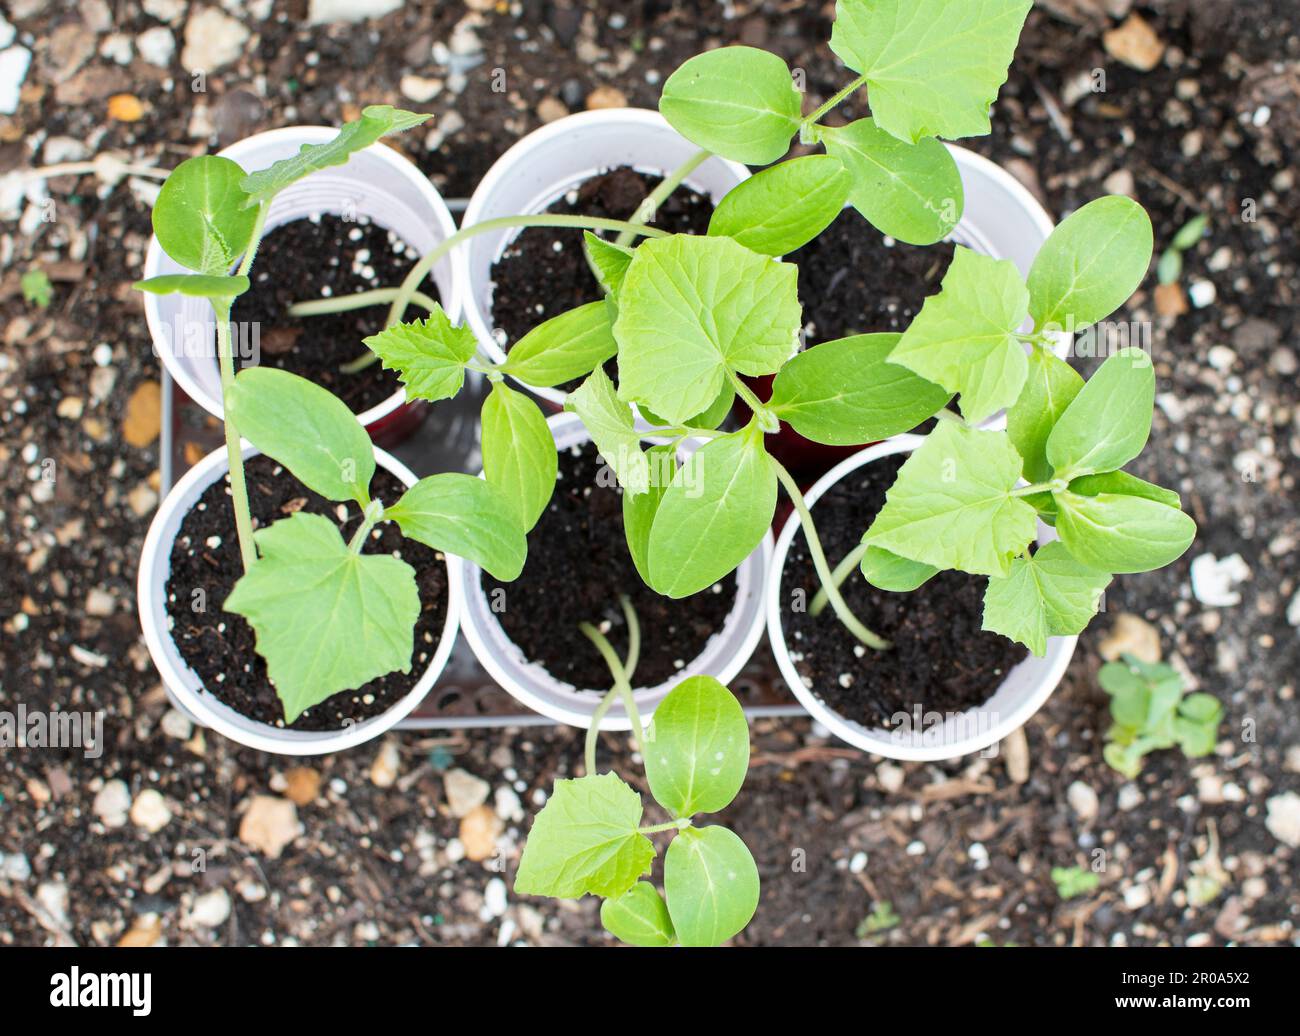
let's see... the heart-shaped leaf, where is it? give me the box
[153,155,258,275]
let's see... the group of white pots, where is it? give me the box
[138,109,1076,760]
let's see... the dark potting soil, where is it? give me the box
[231,215,418,415]
[779,453,1028,728]
[787,208,956,342]
[482,441,738,691]
[164,455,449,730]
[489,166,715,388]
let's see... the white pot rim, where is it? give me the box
[764,434,1077,761]
[458,108,750,408]
[142,124,460,429]
[137,441,462,755]
[458,411,772,729]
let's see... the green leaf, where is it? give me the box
[863,421,1037,577]
[227,367,374,506]
[1006,349,1083,483]
[819,118,963,245]
[769,333,950,445]
[1045,347,1154,480]
[387,474,527,581]
[132,273,251,299]
[860,546,938,592]
[564,367,650,495]
[1174,717,1218,758]
[21,268,52,308]
[664,826,759,947]
[623,444,678,587]
[887,247,1030,424]
[829,0,1032,143]
[601,883,676,947]
[659,46,801,164]
[224,512,419,723]
[481,382,557,533]
[1156,249,1182,286]
[1068,470,1180,509]
[1027,195,1154,332]
[499,301,618,388]
[707,155,852,255]
[583,232,634,295]
[362,305,477,403]
[1179,692,1222,725]
[239,105,431,208]
[1171,213,1209,252]
[981,541,1111,655]
[614,234,800,425]
[1103,741,1143,779]
[644,676,750,817]
[153,155,258,275]
[514,773,655,900]
[1053,490,1196,574]
[639,384,736,431]
[646,423,776,597]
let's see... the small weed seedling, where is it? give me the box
[1099,653,1221,778]
[21,267,52,309]
[134,107,530,722]
[514,599,758,947]
[1051,865,1100,900]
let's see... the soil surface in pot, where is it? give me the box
[779,453,1028,728]
[489,166,714,390]
[482,440,738,690]
[165,455,449,730]
[231,215,417,415]
[787,209,955,342]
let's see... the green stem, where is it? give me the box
[613,148,711,248]
[347,500,384,553]
[580,621,645,750]
[1012,479,1067,498]
[236,203,269,279]
[619,595,641,681]
[384,214,671,330]
[289,287,440,319]
[214,298,257,573]
[582,598,643,777]
[801,74,870,131]
[727,370,779,433]
[585,687,618,777]
[810,541,870,618]
[638,819,691,835]
[769,456,890,651]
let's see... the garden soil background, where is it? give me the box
[1,0,1297,947]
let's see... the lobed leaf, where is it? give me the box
[659,46,802,164]
[362,305,477,403]
[707,155,852,255]
[514,773,655,900]
[387,474,527,581]
[887,246,1030,424]
[223,512,419,723]
[981,540,1111,655]
[614,234,800,425]
[829,0,1032,143]
[769,332,951,446]
[819,118,963,245]
[227,367,375,506]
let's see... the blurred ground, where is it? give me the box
[0,1,1297,947]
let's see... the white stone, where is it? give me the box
[0,851,31,882]
[875,762,905,794]
[143,0,186,23]
[43,136,89,164]
[308,0,403,25]
[100,33,133,64]
[443,768,490,817]
[136,26,175,67]
[160,708,193,740]
[0,17,14,49]
[188,888,231,929]
[180,7,249,73]
[36,881,69,928]
[1190,552,1250,607]
[0,46,32,116]
[1068,780,1099,822]
[494,785,523,823]
[399,74,441,103]
[93,779,131,828]
[484,877,508,918]
[130,789,173,833]
[369,739,399,788]
[1188,279,1217,308]
[1264,791,1300,848]
[1117,784,1143,811]
[1123,883,1151,910]
[1286,591,1300,628]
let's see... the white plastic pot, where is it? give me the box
[457,108,750,407]
[458,412,772,728]
[141,126,461,428]
[945,144,1054,278]
[765,435,1077,761]
[138,442,461,755]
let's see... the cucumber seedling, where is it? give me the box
[1099,653,1221,778]
[135,107,530,722]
